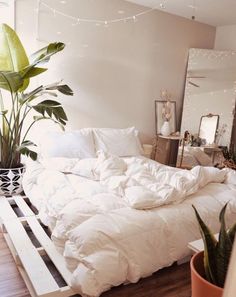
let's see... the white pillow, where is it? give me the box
[93,127,143,157]
[39,129,96,159]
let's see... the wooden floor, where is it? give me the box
[0,232,191,297]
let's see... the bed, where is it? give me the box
[3,128,236,297]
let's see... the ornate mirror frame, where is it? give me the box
[198,113,219,145]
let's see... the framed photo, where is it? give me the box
[155,100,177,135]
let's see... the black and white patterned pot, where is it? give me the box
[0,165,26,196]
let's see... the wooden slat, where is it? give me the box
[14,195,35,217]
[3,233,21,265]
[3,218,60,297]
[0,196,75,297]
[0,197,17,222]
[26,216,73,287]
[18,265,38,297]
[59,286,75,297]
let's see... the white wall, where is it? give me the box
[15,0,216,143]
[0,1,14,28]
[215,25,236,50]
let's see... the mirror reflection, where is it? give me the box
[199,114,219,145]
[178,48,236,168]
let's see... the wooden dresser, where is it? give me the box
[152,135,181,167]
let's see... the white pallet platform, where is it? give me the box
[0,195,76,297]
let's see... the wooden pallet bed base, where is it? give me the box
[0,195,76,297]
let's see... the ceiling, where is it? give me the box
[126,0,236,27]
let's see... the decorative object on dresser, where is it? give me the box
[0,24,73,195]
[155,90,177,136]
[190,204,236,297]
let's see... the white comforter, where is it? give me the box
[23,153,236,297]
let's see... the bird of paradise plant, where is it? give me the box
[0,23,73,169]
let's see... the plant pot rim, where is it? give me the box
[0,163,25,170]
[191,251,223,292]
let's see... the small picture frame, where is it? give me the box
[155,100,177,135]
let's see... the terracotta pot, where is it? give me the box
[191,251,223,297]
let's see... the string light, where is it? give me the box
[40,1,162,27]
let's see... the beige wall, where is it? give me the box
[15,0,215,143]
[215,25,236,51]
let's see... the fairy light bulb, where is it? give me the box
[104,20,108,27]
[72,18,80,26]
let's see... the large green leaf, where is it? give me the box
[192,205,218,285]
[0,24,29,91]
[228,222,236,244]
[32,100,68,125]
[0,71,24,92]
[29,42,65,65]
[216,204,232,287]
[17,140,37,161]
[46,84,73,96]
[20,66,47,79]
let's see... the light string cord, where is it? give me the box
[40,1,163,25]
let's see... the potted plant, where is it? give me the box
[191,204,236,297]
[0,23,73,195]
[222,146,236,170]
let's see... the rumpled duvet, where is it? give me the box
[23,152,236,297]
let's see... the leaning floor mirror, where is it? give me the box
[178,48,236,168]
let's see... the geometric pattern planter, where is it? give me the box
[0,165,26,196]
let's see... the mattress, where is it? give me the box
[22,155,236,297]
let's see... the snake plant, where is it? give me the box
[193,203,236,288]
[0,23,73,168]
